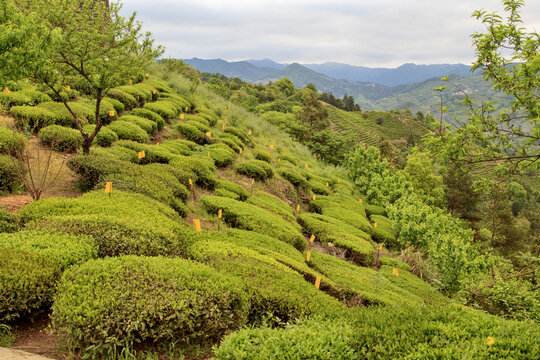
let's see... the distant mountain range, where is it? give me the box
[183,58,500,114]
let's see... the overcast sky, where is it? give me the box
[120,0,540,68]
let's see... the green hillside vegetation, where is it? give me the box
[0,0,538,359]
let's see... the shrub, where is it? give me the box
[106,88,138,110]
[277,153,297,165]
[170,156,217,189]
[118,115,157,135]
[216,180,249,201]
[0,155,21,193]
[196,109,218,126]
[21,190,196,257]
[370,214,397,245]
[187,120,210,133]
[0,127,25,155]
[144,101,177,121]
[83,125,118,147]
[364,203,386,216]
[176,123,208,145]
[131,108,165,131]
[10,106,55,132]
[90,146,137,162]
[253,149,272,163]
[0,248,61,323]
[158,141,192,156]
[2,89,51,107]
[224,126,252,146]
[186,114,209,127]
[247,192,297,224]
[38,125,82,153]
[52,256,250,357]
[236,160,273,180]
[201,195,305,251]
[298,213,373,265]
[37,101,93,127]
[220,138,242,153]
[310,180,331,195]
[219,133,244,149]
[321,207,374,235]
[108,120,150,143]
[115,85,151,105]
[206,145,235,167]
[0,209,17,233]
[103,97,124,114]
[279,168,308,188]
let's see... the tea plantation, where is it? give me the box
[0,66,538,359]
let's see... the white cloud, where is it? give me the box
[120,0,540,67]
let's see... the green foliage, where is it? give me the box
[131,108,165,131]
[0,247,61,323]
[224,126,252,146]
[176,122,209,145]
[103,96,124,114]
[247,191,297,224]
[206,144,236,167]
[38,125,82,153]
[108,120,150,143]
[370,214,397,245]
[403,151,445,206]
[107,88,138,110]
[83,125,118,147]
[309,179,330,195]
[235,160,273,181]
[201,195,305,251]
[320,207,373,236]
[298,213,373,265]
[21,190,195,257]
[143,101,177,121]
[364,203,386,216]
[279,168,309,189]
[90,146,137,162]
[0,208,17,233]
[0,126,25,155]
[52,256,250,357]
[10,105,55,132]
[0,155,20,193]
[253,148,272,163]
[37,101,93,127]
[116,140,175,164]
[0,88,51,108]
[170,156,217,189]
[216,305,539,359]
[216,180,249,201]
[118,114,157,135]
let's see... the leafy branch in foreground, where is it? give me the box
[425,0,539,172]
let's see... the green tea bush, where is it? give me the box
[170,156,217,189]
[277,153,297,165]
[147,80,173,94]
[298,213,373,265]
[321,207,373,235]
[370,214,397,245]
[106,89,138,110]
[118,115,157,135]
[279,168,309,189]
[0,209,17,233]
[0,155,21,193]
[224,126,252,146]
[253,148,272,163]
[90,146,137,162]
[115,85,150,105]
[215,188,240,200]
[10,106,55,132]
[103,97,124,114]
[206,145,235,167]
[187,119,210,133]
[116,140,176,164]
[143,101,177,121]
[38,125,82,153]
[21,190,196,257]
[131,108,164,130]
[236,160,273,180]
[158,141,193,156]
[108,120,150,143]
[0,247,61,323]
[0,127,25,155]
[2,89,51,108]
[37,101,93,127]
[176,123,209,145]
[159,93,190,112]
[216,180,249,201]
[52,256,250,357]
[364,203,387,216]
[247,192,297,224]
[83,125,118,147]
[196,109,218,126]
[310,180,331,195]
[220,138,242,153]
[185,114,209,127]
[201,195,305,250]
[219,133,245,149]
[145,163,196,189]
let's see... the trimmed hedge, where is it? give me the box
[108,120,150,143]
[279,168,308,188]
[247,191,297,224]
[38,125,82,153]
[106,89,138,110]
[21,190,196,257]
[206,144,236,167]
[103,97,125,114]
[298,213,374,265]
[310,179,331,195]
[0,127,25,155]
[216,180,249,201]
[364,203,387,216]
[220,138,242,153]
[1,89,51,108]
[0,209,17,233]
[158,140,193,156]
[143,101,177,121]
[176,123,209,145]
[201,195,305,251]
[131,108,165,131]
[170,156,217,190]
[224,126,252,146]
[0,155,21,193]
[321,207,374,236]
[52,256,250,357]
[187,119,211,133]
[83,125,118,147]
[253,148,272,163]
[236,160,274,181]
[370,214,397,245]
[37,101,93,127]
[116,140,177,164]
[118,115,157,135]
[90,146,137,162]
[10,106,55,132]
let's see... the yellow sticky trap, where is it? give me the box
[338,179,341,184]
[392,268,399,277]
[377,244,383,251]
[206,131,211,137]
[315,275,321,289]
[137,151,145,159]
[486,337,494,346]
[193,219,201,232]
[326,182,329,187]
[306,251,311,262]
[312,194,316,201]
[188,178,193,187]
[109,110,115,117]
[277,158,280,163]
[296,204,300,213]
[137,96,139,101]
[218,209,222,219]
[129,80,133,84]
[185,107,188,112]
[251,178,255,185]
[3,87,11,95]
[239,148,243,154]
[309,234,315,243]
[359,198,363,204]
[152,89,156,95]
[207,151,211,158]
[145,73,149,77]
[374,222,378,229]
[222,123,225,130]
[65,86,70,91]
[180,114,184,119]
[156,142,160,145]
[105,182,112,194]
[269,144,274,149]
[248,129,252,135]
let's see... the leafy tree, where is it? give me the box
[425,0,539,171]
[0,0,163,154]
[403,151,446,207]
[297,87,328,140]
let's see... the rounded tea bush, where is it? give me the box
[0,127,25,155]
[108,120,150,143]
[52,256,250,357]
[0,155,21,193]
[38,125,82,153]
[10,106,55,133]
[83,125,118,147]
